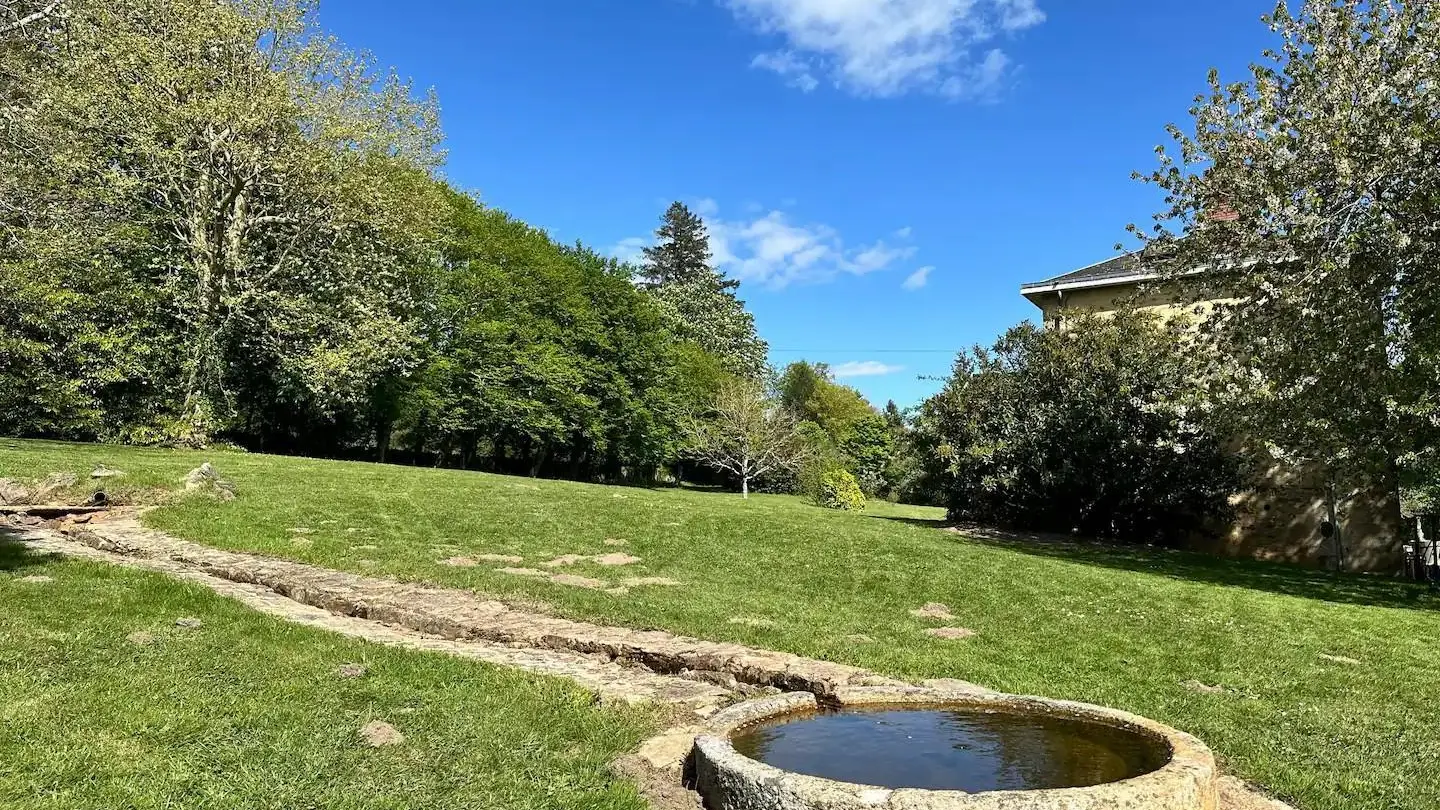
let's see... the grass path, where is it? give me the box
[4,439,1440,810]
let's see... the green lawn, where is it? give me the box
[4,439,1439,810]
[0,541,657,810]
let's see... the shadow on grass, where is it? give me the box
[0,527,63,572]
[870,515,1440,612]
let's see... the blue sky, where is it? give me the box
[319,1,1276,408]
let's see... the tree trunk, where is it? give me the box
[742,476,749,499]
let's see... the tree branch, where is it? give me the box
[0,1,62,37]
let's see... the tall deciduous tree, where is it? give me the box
[683,378,806,498]
[2,0,445,442]
[1133,0,1438,508]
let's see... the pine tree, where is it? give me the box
[640,202,730,288]
[640,201,767,380]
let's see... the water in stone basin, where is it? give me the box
[729,705,1170,792]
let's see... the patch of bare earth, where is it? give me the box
[358,720,404,747]
[910,602,955,620]
[925,627,977,640]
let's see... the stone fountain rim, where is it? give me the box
[692,685,1217,810]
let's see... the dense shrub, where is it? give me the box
[816,468,866,511]
[914,312,1241,544]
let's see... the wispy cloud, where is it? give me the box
[608,236,650,264]
[832,360,906,378]
[724,0,1045,99]
[612,201,917,289]
[709,206,916,288]
[902,265,934,291]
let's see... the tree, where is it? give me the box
[2,0,445,442]
[641,201,769,380]
[640,202,717,288]
[1132,0,1436,527]
[683,378,807,498]
[915,312,1241,544]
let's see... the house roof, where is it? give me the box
[1019,253,1158,297]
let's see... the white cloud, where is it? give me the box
[724,0,1045,98]
[611,201,918,288]
[708,205,916,288]
[832,360,906,378]
[609,236,650,264]
[750,51,819,92]
[902,265,934,291]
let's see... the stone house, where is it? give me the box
[1021,253,1403,573]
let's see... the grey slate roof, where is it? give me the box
[1020,252,1153,293]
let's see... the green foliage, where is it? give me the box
[639,202,713,287]
[916,312,1242,544]
[396,193,689,480]
[1134,0,1440,494]
[642,201,768,380]
[816,468,865,511]
[2,0,444,444]
[778,361,915,498]
[0,4,740,485]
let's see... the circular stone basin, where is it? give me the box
[731,704,1169,792]
[693,687,1217,810]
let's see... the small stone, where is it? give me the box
[174,617,203,630]
[17,514,41,526]
[605,587,630,596]
[910,602,955,620]
[0,478,30,505]
[359,720,404,747]
[603,538,628,546]
[592,553,642,566]
[1182,680,1228,694]
[1319,653,1361,666]
[16,574,53,584]
[336,663,368,678]
[90,465,124,479]
[497,567,551,578]
[474,553,524,564]
[35,472,79,498]
[636,727,703,771]
[542,554,588,568]
[925,627,977,640]
[126,631,156,646]
[622,577,682,587]
[439,556,478,567]
[550,573,607,589]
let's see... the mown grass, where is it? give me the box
[0,539,657,810]
[4,439,1439,810]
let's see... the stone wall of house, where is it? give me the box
[1202,460,1404,573]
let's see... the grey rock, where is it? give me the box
[174,617,203,629]
[0,479,30,505]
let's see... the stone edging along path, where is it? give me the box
[8,510,903,707]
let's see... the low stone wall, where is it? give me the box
[53,513,902,698]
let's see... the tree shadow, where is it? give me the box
[0,526,63,572]
[869,515,1440,612]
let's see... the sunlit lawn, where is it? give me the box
[0,540,656,810]
[4,438,1439,810]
